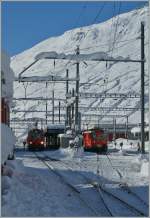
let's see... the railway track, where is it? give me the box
[36,151,148,217]
[33,151,112,217]
[102,154,149,207]
[72,152,148,209]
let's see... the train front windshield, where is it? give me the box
[28,129,44,140]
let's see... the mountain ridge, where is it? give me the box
[10,6,149,138]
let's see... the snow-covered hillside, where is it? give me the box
[10,6,149,139]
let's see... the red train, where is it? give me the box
[27,128,45,150]
[83,128,108,153]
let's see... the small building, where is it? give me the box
[131,126,149,141]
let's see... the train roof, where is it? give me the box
[46,124,65,134]
[83,128,104,132]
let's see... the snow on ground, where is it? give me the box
[1,139,149,217]
[1,123,16,164]
[2,153,95,217]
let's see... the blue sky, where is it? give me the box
[2,1,147,56]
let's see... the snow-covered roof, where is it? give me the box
[131,126,149,133]
[47,124,65,129]
[58,133,74,138]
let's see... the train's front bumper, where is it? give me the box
[28,141,45,150]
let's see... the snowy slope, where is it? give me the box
[10,7,149,139]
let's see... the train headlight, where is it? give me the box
[41,141,44,145]
[29,141,33,144]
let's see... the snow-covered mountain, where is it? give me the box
[10,6,149,139]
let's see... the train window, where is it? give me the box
[91,131,97,139]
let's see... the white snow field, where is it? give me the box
[10,6,149,141]
[1,140,149,217]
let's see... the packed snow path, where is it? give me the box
[2,143,149,217]
[2,151,99,217]
[35,151,148,216]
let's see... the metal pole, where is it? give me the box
[69,106,71,128]
[59,101,61,123]
[46,82,48,125]
[126,116,128,141]
[71,88,75,127]
[113,118,116,142]
[68,91,72,128]
[66,69,69,127]
[75,46,80,133]
[141,22,145,153]
[52,90,54,124]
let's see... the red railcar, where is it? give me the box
[83,128,108,152]
[27,128,45,150]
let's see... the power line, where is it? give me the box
[60,2,88,72]
[63,37,139,53]
[74,2,88,27]
[108,1,116,53]
[110,2,122,55]
[77,2,106,46]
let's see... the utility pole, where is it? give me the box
[59,101,61,123]
[113,117,116,143]
[52,90,54,124]
[125,116,128,141]
[75,46,80,134]
[46,82,48,125]
[68,91,72,128]
[78,112,81,132]
[66,69,69,128]
[141,22,145,153]
[71,88,75,128]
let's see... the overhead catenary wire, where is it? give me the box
[108,1,116,54]
[110,2,122,56]
[51,3,147,74]
[77,2,106,47]
[60,2,88,71]
[63,36,140,54]
[108,2,148,56]
[56,2,147,63]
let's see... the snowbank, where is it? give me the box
[141,161,149,177]
[1,123,16,164]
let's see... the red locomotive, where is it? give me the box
[27,128,45,150]
[83,128,108,153]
